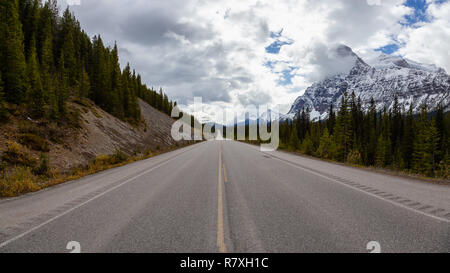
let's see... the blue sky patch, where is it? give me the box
[403,0,448,26]
[375,43,399,54]
[277,66,297,86]
[403,0,429,25]
[266,29,294,54]
[270,29,283,38]
[264,60,276,69]
[266,40,293,54]
[264,61,297,86]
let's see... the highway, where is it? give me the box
[0,140,449,253]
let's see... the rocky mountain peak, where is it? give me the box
[288,46,450,120]
[336,44,356,58]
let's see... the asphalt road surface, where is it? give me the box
[0,141,449,253]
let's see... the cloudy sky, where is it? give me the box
[63,0,450,123]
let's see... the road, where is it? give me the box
[0,140,449,253]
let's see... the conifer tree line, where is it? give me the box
[276,92,449,178]
[0,0,175,124]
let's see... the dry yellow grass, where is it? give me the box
[0,167,41,197]
[0,142,197,198]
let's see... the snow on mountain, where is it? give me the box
[288,45,450,120]
[231,109,291,127]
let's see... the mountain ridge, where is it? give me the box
[288,45,450,120]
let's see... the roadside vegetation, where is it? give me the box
[0,142,194,197]
[236,93,449,180]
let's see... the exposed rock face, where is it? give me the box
[288,45,450,120]
[49,99,182,171]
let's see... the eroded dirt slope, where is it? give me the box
[0,98,186,172]
[50,99,184,171]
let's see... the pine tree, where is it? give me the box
[0,0,29,104]
[327,104,336,135]
[0,71,7,120]
[37,2,54,108]
[301,132,314,155]
[380,109,392,166]
[412,105,428,173]
[62,29,76,86]
[289,123,300,151]
[349,91,357,150]
[38,0,55,70]
[280,120,290,146]
[159,88,164,111]
[435,105,446,164]
[424,120,440,176]
[366,98,377,165]
[56,50,68,117]
[60,8,77,86]
[122,63,132,119]
[391,96,401,145]
[130,88,140,122]
[90,35,102,104]
[354,96,364,152]
[19,0,40,60]
[163,94,170,115]
[78,65,90,98]
[375,134,386,168]
[310,122,321,152]
[334,93,352,162]
[136,74,143,97]
[317,128,336,159]
[27,39,45,118]
[391,96,402,167]
[109,43,122,117]
[401,105,414,169]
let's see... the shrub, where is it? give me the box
[66,107,82,129]
[316,129,336,160]
[435,156,449,179]
[300,137,314,155]
[92,154,111,166]
[0,102,9,122]
[2,141,37,167]
[33,153,50,176]
[18,133,50,152]
[91,108,102,119]
[0,160,6,172]
[110,150,128,164]
[18,120,43,135]
[47,122,63,144]
[347,150,363,165]
[0,166,40,197]
[73,97,92,108]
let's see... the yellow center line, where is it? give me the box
[217,142,227,253]
[223,163,228,183]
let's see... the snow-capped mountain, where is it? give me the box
[288,45,450,120]
[231,109,292,126]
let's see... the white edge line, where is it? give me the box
[269,155,450,224]
[0,145,197,249]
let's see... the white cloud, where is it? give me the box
[65,0,448,122]
[397,0,450,72]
